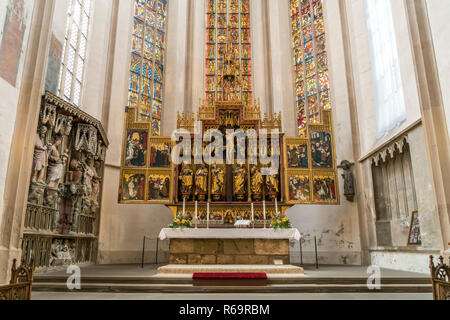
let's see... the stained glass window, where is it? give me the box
[127,0,167,136]
[290,0,330,136]
[58,0,92,107]
[206,0,252,106]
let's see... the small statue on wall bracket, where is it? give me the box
[338,160,355,202]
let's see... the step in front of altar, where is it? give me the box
[157,264,305,275]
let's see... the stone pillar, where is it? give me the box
[100,0,119,132]
[404,0,450,254]
[0,0,56,285]
[334,0,371,265]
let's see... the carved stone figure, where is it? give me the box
[179,164,194,198]
[233,164,247,200]
[339,160,355,202]
[75,124,98,155]
[83,156,95,197]
[46,136,68,189]
[65,116,73,136]
[91,161,102,202]
[41,104,57,127]
[69,152,83,184]
[32,126,49,184]
[195,164,208,201]
[44,188,59,208]
[251,166,263,201]
[49,239,73,266]
[28,183,45,205]
[211,164,225,200]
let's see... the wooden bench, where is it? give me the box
[0,259,35,300]
[193,272,268,287]
[429,256,450,300]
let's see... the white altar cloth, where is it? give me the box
[158,228,301,241]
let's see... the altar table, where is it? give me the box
[159,228,301,265]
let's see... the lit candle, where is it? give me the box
[251,203,254,222]
[207,202,210,229]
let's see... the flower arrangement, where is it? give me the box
[270,213,292,229]
[169,214,192,229]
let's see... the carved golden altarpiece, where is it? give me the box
[119,27,339,227]
[21,92,109,270]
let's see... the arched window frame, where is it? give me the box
[205,0,253,106]
[289,0,331,136]
[364,0,406,139]
[58,0,93,107]
[127,0,168,136]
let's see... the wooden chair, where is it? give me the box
[429,255,450,300]
[0,259,35,300]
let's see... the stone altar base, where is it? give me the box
[169,239,290,265]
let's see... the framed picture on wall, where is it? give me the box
[285,138,310,169]
[407,210,422,247]
[312,172,339,204]
[286,171,312,204]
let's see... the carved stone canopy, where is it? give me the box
[371,136,408,166]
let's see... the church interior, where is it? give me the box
[0,0,449,301]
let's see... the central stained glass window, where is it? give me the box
[128,0,167,136]
[206,0,252,106]
[290,0,331,136]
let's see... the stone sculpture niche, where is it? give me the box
[22,92,109,270]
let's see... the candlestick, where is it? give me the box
[251,203,254,222]
[207,202,210,229]
[195,201,198,229]
[275,198,278,215]
[263,200,266,229]
[183,198,186,215]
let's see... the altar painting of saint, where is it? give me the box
[148,174,171,201]
[310,131,333,169]
[287,143,309,169]
[289,175,311,202]
[125,130,148,168]
[149,142,171,168]
[313,174,337,203]
[122,173,146,201]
